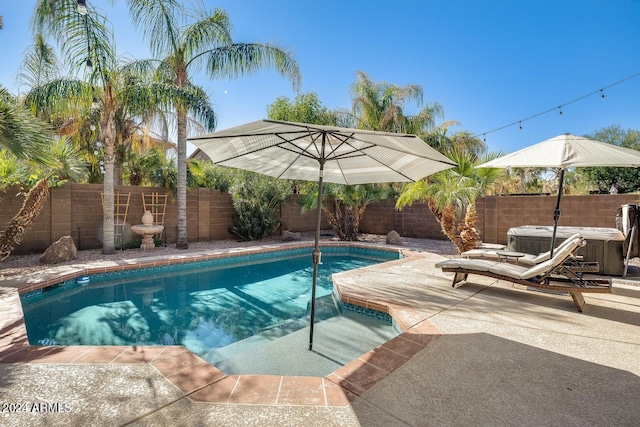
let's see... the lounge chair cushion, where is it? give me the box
[528,232,583,264]
[461,233,583,266]
[439,237,584,281]
[520,237,583,279]
[488,262,528,277]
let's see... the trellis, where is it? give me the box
[101,192,131,250]
[142,192,168,244]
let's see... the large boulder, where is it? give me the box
[386,230,403,245]
[39,236,78,264]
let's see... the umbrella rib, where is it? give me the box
[273,131,325,179]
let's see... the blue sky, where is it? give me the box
[1,1,639,155]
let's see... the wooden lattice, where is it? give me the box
[101,192,131,249]
[142,192,168,244]
[141,192,167,225]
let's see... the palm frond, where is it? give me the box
[127,0,186,57]
[205,43,302,91]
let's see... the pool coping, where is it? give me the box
[0,242,442,408]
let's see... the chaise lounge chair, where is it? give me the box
[435,236,612,312]
[461,233,583,266]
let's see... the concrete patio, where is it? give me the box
[1,245,639,426]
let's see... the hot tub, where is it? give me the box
[507,225,625,276]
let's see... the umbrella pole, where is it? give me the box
[550,168,565,258]
[309,136,326,351]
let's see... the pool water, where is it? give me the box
[21,248,399,362]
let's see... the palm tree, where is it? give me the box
[32,0,124,253]
[300,183,394,241]
[127,0,301,248]
[0,88,86,259]
[396,149,503,253]
[31,1,187,253]
[350,70,443,134]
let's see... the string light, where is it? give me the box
[474,71,640,140]
[86,58,93,73]
[91,87,99,109]
[77,0,87,16]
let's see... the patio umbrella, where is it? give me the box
[477,133,640,256]
[189,119,456,350]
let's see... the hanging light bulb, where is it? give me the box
[86,58,93,73]
[90,124,96,131]
[91,95,99,110]
[600,89,605,99]
[558,106,563,116]
[519,121,522,130]
[77,0,88,15]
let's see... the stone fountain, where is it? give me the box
[131,211,164,251]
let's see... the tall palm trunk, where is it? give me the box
[101,98,117,255]
[176,106,188,249]
[0,179,49,260]
[175,67,189,249]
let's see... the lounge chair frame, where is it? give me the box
[440,241,612,312]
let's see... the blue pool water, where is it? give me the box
[21,247,399,360]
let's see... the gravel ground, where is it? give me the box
[0,233,459,279]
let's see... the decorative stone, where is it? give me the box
[142,210,154,225]
[282,230,302,242]
[131,224,164,251]
[386,230,403,245]
[39,236,78,264]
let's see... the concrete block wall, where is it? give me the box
[1,182,638,255]
[359,200,443,239]
[279,195,328,232]
[476,194,639,245]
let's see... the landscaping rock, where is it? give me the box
[386,230,403,245]
[282,230,302,242]
[39,236,78,264]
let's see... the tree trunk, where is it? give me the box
[176,106,188,249]
[0,179,49,260]
[101,102,116,255]
[175,65,189,250]
[324,198,347,240]
[343,205,358,241]
[458,203,481,252]
[429,201,466,254]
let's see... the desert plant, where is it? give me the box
[228,171,293,241]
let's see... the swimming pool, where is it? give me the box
[21,246,400,365]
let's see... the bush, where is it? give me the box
[228,171,293,241]
[229,199,281,241]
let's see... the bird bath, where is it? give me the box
[131,224,164,251]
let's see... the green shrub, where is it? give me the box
[228,171,293,241]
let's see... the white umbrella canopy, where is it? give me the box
[190,119,456,184]
[477,133,640,255]
[189,119,457,350]
[477,133,640,169]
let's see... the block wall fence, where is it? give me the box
[0,183,637,255]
